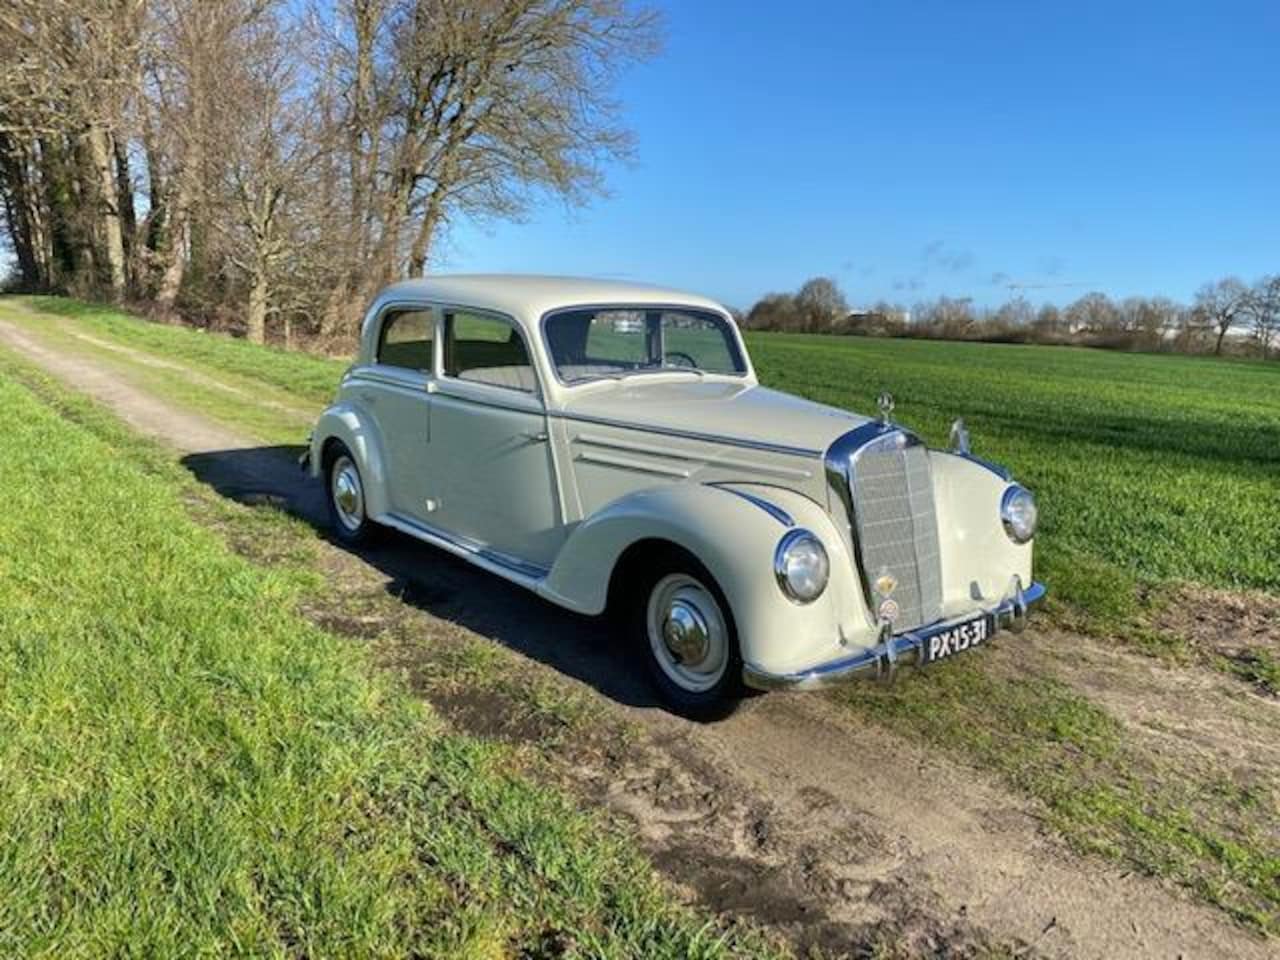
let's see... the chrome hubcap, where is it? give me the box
[647,574,728,693]
[330,456,364,531]
[663,600,710,665]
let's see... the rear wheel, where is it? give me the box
[325,443,376,546]
[629,551,743,719]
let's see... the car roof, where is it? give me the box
[375,274,730,324]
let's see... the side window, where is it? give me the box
[445,311,537,393]
[377,308,434,373]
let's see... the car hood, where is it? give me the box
[559,378,869,456]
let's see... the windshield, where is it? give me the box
[544,307,747,384]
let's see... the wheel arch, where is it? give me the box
[309,403,392,519]
[538,483,865,670]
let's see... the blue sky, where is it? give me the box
[446,0,1280,310]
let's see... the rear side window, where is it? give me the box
[377,308,434,372]
[445,311,537,393]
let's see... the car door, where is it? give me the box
[362,304,437,519]
[427,308,563,570]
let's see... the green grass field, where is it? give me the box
[750,333,1280,611]
[4,296,1279,938]
[23,296,1280,619]
[0,353,777,957]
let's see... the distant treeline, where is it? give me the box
[744,275,1280,359]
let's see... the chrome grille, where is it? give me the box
[835,429,944,630]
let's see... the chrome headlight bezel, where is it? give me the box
[774,529,830,604]
[1000,484,1038,544]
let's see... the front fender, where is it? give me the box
[539,483,870,674]
[929,451,1033,611]
[308,402,392,518]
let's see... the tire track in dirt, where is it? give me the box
[0,309,1270,959]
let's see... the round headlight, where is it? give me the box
[774,529,830,603]
[1001,485,1038,544]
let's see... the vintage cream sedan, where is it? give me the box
[305,275,1044,715]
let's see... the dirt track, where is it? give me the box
[1,310,1272,959]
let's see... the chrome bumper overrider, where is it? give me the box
[742,580,1047,691]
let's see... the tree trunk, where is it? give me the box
[0,136,45,288]
[1214,325,1227,355]
[113,135,138,288]
[407,187,446,276]
[86,125,127,299]
[348,0,378,264]
[155,157,196,309]
[246,270,268,344]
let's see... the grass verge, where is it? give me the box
[0,354,779,958]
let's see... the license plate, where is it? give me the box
[922,613,992,665]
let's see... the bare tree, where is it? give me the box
[914,296,977,338]
[0,0,145,298]
[1193,277,1250,356]
[745,292,800,332]
[203,6,333,343]
[1245,275,1280,359]
[795,276,848,331]
[317,0,660,305]
[993,295,1033,330]
[1064,292,1118,334]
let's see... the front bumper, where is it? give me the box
[743,579,1046,691]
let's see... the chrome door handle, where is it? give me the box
[521,430,549,442]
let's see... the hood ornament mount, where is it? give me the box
[876,391,895,425]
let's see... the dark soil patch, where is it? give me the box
[1155,584,1280,696]
[429,685,569,746]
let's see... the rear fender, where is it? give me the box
[309,403,392,518]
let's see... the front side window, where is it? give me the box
[544,307,746,384]
[377,308,434,372]
[444,311,537,392]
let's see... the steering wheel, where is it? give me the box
[664,350,699,368]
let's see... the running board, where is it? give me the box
[378,512,549,590]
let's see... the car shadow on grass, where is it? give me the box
[179,445,666,710]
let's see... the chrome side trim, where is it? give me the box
[380,511,549,586]
[574,450,691,478]
[555,410,823,459]
[711,485,794,527]
[572,431,814,480]
[743,581,1046,690]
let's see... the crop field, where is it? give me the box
[21,296,1280,616]
[752,333,1280,609]
[2,295,1278,951]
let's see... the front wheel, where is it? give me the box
[631,553,744,719]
